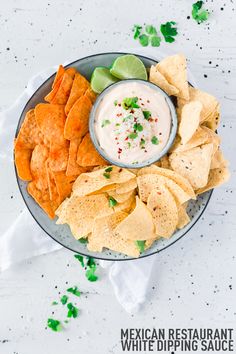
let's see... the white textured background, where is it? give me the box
[0,1,236,353]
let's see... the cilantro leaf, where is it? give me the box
[150,35,161,47]
[128,132,138,140]
[74,254,84,267]
[133,123,143,132]
[133,24,142,39]
[135,240,146,253]
[87,257,96,268]
[192,1,209,23]
[101,119,111,128]
[160,21,178,43]
[60,295,68,305]
[139,34,149,47]
[86,267,98,282]
[145,25,157,35]
[103,172,111,179]
[67,286,81,297]
[114,100,118,106]
[122,97,139,110]
[109,196,118,207]
[47,318,62,332]
[143,110,151,120]
[151,136,159,145]
[78,237,88,244]
[51,301,58,305]
[67,303,79,318]
[105,166,113,172]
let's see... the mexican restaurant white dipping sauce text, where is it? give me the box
[94,81,172,165]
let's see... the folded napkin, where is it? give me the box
[0,49,195,313]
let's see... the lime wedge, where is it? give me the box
[110,54,148,80]
[91,67,119,93]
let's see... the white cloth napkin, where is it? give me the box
[0,49,195,313]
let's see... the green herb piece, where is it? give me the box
[139,34,149,47]
[114,100,118,106]
[74,254,85,267]
[145,25,157,35]
[160,21,178,43]
[123,114,133,122]
[105,166,113,172]
[122,97,139,110]
[135,240,146,253]
[109,196,118,207]
[115,123,121,127]
[151,136,159,145]
[101,119,111,128]
[133,24,142,39]
[78,237,88,244]
[133,123,143,132]
[103,172,111,179]
[60,295,68,305]
[192,1,209,23]
[52,301,58,306]
[86,267,98,282]
[128,132,138,140]
[150,35,161,47]
[47,318,62,332]
[127,142,131,148]
[87,257,96,268]
[67,303,79,318]
[143,110,151,120]
[67,286,81,297]
[64,320,69,324]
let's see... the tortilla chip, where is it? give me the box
[51,171,76,202]
[56,194,112,238]
[147,186,178,238]
[202,103,220,131]
[72,166,135,197]
[15,109,44,149]
[200,126,220,154]
[84,87,97,103]
[211,149,228,169]
[149,65,179,96]
[76,133,107,167]
[64,95,92,140]
[14,147,32,181]
[172,127,209,153]
[115,178,137,194]
[156,54,189,100]
[88,211,140,257]
[52,65,65,87]
[137,173,192,205]
[65,72,90,115]
[177,204,190,229]
[50,68,76,105]
[169,143,214,189]
[159,155,170,169]
[179,101,202,144]
[113,193,135,214]
[196,167,230,195]
[30,144,49,190]
[44,77,63,103]
[45,161,59,201]
[28,181,58,219]
[48,140,69,172]
[108,190,135,203]
[66,138,86,176]
[115,197,155,241]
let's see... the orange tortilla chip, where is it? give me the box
[45,161,59,201]
[65,72,90,115]
[84,87,97,104]
[77,133,107,167]
[44,77,63,103]
[64,95,92,140]
[51,171,76,202]
[48,140,69,172]
[30,144,49,190]
[51,68,76,105]
[52,65,65,88]
[66,138,87,176]
[14,147,32,181]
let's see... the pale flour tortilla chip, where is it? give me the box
[169,143,214,190]
[88,212,140,258]
[210,149,228,169]
[137,174,191,205]
[108,190,135,203]
[115,196,155,241]
[56,193,112,238]
[156,54,189,100]
[196,167,230,195]
[172,127,209,153]
[147,186,178,238]
[149,65,179,96]
[113,194,135,214]
[202,103,220,131]
[72,166,135,197]
[159,155,170,169]
[177,204,190,229]
[137,164,195,199]
[115,178,137,194]
[200,126,220,154]
[179,101,202,144]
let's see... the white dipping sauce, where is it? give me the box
[94,81,171,165]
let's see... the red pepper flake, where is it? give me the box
[125,136,128,141]
[144,150,147,153]
[141,103,144,106]
[159,132,162,135]
[149,118,154,122]
[147,100,150,103]
[118,148,122,153]
[115,137,118,140]
[157,191,162,195]
[155,118,158,122]
[118,103,121,107]
[130,109,134,114]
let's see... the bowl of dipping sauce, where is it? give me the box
[89,79,177,168]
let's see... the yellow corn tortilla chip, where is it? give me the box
[179,101,202,144]
[202,103,220,131]
[115,197,155,241]
[210,149,228,169]
[113,194,135,214]
[72,166,135,197]
[76,133,107,167]
[65,72,90,115]
[88,212,140,257]
[169,143,214,190]
[172,127,209,153]
[159,155,170,169]
[177,204,190,229]
[14,147,32,181]
[147,186,178,238]
[108,190,135,203]
[156,54,189,100]
[115,178,137,194]
[196,167,230,195]
[201,126,220,154]
[149,65,179,96]
[137,173,192,204]
[56,194,112,238]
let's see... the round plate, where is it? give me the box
[15,52,213,261]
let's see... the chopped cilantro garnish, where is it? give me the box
[192,1,209,23]
[101,119,111,128]
[139,34,149,47]
[52,301,58,306]
[129,132,138,140]
[78,237,88,244]
[105,166,113,172]
[160,21,178,43]
[103,172,111,179]
[145,25,157,35]
[133,24,142,39]
[133,123,143,132]
[60,295,68,305]
[122,97,139,110]
[67,303,79,318]
[47,318,62,332]
[74,254,84,267]
[114,100,118,106]
[115,123,121,127]
[67,286,81,297]
[143,110,151,120]
[87,257,96,268]
[86,267,98,282]
[150,36,161,47]
[151,136,159,145]
[135,240,146,253]
[109,196,118,207]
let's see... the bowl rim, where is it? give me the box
[89,78,178,169]
[13,51,213,261]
